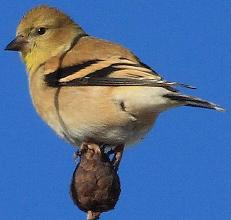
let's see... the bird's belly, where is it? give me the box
[30,84,160,147]
[65,115,157,146]
[57,87,159,146]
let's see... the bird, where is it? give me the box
[5,5,224,164]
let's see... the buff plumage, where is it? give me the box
[5,5,224,148]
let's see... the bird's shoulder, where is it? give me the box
[64,36,139,64]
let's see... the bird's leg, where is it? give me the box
[112,144,124,171]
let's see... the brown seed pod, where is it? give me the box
[70,143,121,218]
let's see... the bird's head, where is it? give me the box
[5,5,86,73]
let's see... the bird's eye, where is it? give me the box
[36,27,46,35]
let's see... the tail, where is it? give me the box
[164,93,225,112]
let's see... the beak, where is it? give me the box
[5,35,28,51]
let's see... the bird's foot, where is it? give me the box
[112,144,124,171]
[77,142,124,171]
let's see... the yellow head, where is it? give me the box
[5,5,86,73]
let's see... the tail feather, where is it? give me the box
[164,93,225,112]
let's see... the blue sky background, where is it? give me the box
[1,1,230,219]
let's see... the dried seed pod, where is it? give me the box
[70,143,121,218]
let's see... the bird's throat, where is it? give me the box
[22,49,47,74]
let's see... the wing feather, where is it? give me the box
[44,57,195,91]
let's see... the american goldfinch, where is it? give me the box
[5,5,224,152]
